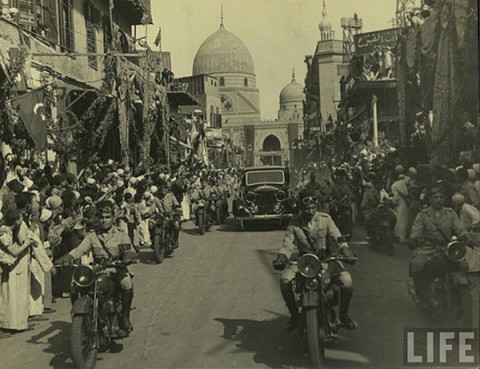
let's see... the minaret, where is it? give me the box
[314,0,342,125]
[318,0,334,41]
[220,5,224,27]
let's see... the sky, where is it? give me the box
[147,0,397,120]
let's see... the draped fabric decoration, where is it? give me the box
[244,125,255,167]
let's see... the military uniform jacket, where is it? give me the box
[410,206,468,245]
[279,212,343,260]
[69,226,131,261]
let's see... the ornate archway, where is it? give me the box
[263,134,281,151]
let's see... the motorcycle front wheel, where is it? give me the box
[216,207,222,225]
[153,233,165,264]
[71,314,98,369]
[198,213,205,235]
[455,285,473,328]
[306,308,326,369]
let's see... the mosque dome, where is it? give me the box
[280,75,304,104]
[193,24,255,76]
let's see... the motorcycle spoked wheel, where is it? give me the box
[453,285,473,328]
[153,233,165,264]
[305,308,326,369]
[198,213,205,235]
[215,207,222,225]
[71,312,98,369]
[164,229,173,257]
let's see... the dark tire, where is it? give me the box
[198,213,205,235]
[153,233,164,264]
[215,207,222,225]
[386,237,395,256]
[306,308,326,369]
[71,314,98,369]
[164,230,173,257]
[455,285,473,328]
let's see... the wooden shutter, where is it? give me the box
[42,0,59,45]
[85,2,97,70]
[58,0,74,52]
[18,0,35,26]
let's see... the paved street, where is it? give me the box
[1,218,478,369]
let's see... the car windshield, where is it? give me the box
[246,170,285,185]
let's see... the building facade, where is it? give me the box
[189,17,304,168]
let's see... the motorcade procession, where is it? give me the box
[0,0,478,369]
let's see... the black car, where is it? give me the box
[233,166,297,230]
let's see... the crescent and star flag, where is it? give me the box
[13,88,47,151]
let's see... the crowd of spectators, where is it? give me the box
[0,154,239,339]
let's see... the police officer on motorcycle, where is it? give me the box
[272,190,357,332]
[58,200,136,337]
[409,185,471,308]
[158,183,182,248]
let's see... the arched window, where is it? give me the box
[219,77,225,86]
[263,135,281,151]
[244,77,248,87]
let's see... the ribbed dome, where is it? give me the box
[280,77,304,104]
[193,25,255,76]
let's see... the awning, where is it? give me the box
[167,91,199,108]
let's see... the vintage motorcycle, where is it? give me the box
[152,211,180,263]
[58,259,135,369]
[290,250,357,369]
[366,202,397,256]
[196,198,211,235]
[331,195,353,237]
[408,239,473,327]
[210,192,224,225]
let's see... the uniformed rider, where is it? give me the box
[272,190,356,332]
[409,185,470,308]
[158,184,182,248]
[58,201,136,337]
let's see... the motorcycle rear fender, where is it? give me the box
[71,295,94,316]
[302,290,319,307]
[450,271,470,286]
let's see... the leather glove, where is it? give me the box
[340,246,356,264]
[122,250,136,265]
[57,254,74,265]
[272,254,288,271]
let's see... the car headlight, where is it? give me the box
[245,191,256,203]
[276,190,286,202]
[297,253,322,278]
[72,265,95,288]
[273,203,283,214]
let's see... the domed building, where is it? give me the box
[279,71,305,122]
[192,21,261,121]
[184,15,303,167]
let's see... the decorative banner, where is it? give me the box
[244,124,255,166]
[354,28,401,55]
[13,89,47,151]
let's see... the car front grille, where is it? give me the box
[255,191,277,214]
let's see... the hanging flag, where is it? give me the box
[154,27,161,49]
[13,88,47,151]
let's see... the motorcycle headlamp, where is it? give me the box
[377,204,389,216]
[446,241,467,262]
[297,253,322,278]
[72,265,95,287]
[198,199,206,207]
